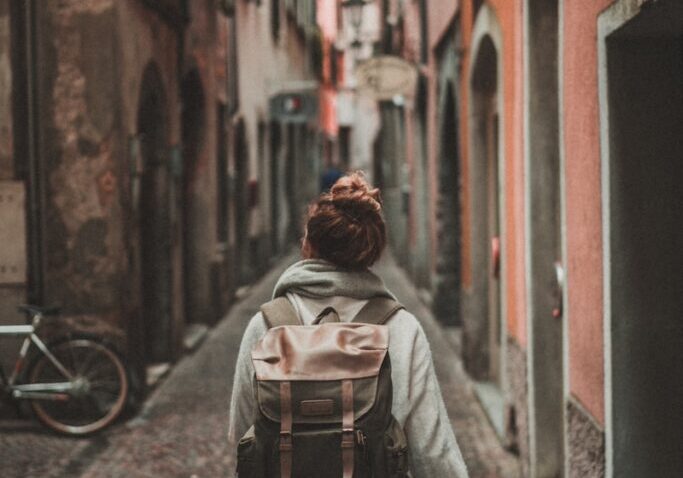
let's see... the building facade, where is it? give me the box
[0,0,322,402]
[371,1,682,477]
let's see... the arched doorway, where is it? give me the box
[433,82,462,326]
[137,63,172,363]
[467,32,503,387]
[180,69,206,324]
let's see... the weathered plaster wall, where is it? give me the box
[562,0,613,425]
[30,0,186,367]
[38,0,127,319]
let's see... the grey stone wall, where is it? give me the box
[567,397,605,478]
[0,0,11,178]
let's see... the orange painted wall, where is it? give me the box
[562,0,614,426]
[460,1,527,348]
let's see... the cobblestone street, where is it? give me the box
[0,251,520,478]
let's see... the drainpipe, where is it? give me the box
[23,0,45,305]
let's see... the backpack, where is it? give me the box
[236,296,412,478]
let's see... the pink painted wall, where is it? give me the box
[460,0,528,348]
[318,0,338,137]
[562,0,614,426]
[428,0,459,49]
[317,0,338,40]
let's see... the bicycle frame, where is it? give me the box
[0,315,75,401]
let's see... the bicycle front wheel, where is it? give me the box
[27,337,129,435]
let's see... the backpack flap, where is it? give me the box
[251,322,389,425]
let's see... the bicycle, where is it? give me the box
[0,305,129,435]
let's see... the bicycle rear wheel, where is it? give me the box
[27,336,129,435]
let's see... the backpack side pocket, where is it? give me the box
[384,417,411,478]
[237,425,256,477]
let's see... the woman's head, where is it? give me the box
[303,172,386,270]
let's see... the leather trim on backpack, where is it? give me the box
[260,297,302,328]
[255,375,380,424]
[351,297,405,325]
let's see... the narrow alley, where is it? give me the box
[1,1,681,477]
[1,250,519,478]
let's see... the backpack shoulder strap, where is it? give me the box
[351,297,404,325]
[260,297,302,328]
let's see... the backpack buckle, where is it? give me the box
[341,428,355,449]
[279,431,293,451]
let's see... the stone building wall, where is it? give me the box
[235,1,319,268]
[37,0,126,319]
[0,0,25,371]
[0,0,11,178]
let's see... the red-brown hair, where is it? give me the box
[303,172,386,270]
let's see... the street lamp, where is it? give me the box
[342,0,370,33]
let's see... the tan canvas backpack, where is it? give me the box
[235,296,411,478]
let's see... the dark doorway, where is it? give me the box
[270,121,281,254]
[467,35,502,385]
[217,105,229,245]
[339,126,351,169]
[137,63,171,363]
[234,119,249,285]
[180,69,206,324]
[526,0,563,475]
[413,74,431,289]
[606,3,683,475]
[433,83,462,326]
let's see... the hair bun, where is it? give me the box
[305,171,387,269]
[329,172,382,216]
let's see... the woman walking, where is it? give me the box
[228,172,468,478]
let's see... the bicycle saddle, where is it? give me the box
[17,304,61,316]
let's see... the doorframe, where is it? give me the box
[558,1,572,475]
[468,3,508,434]
[523,0,565,475]
[597,2,651,477]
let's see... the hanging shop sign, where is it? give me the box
[355,56,418,101]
